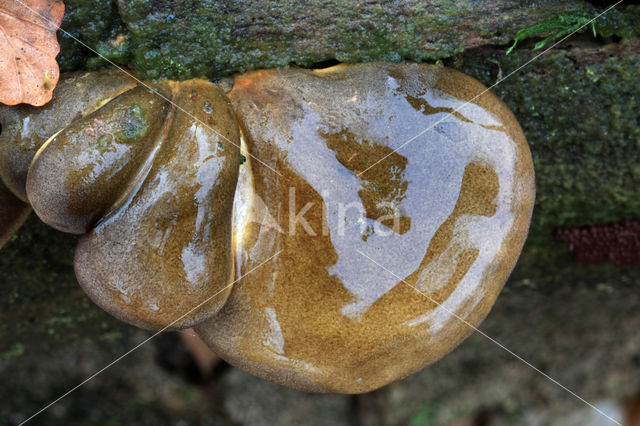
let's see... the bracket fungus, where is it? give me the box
[5,63,534,393]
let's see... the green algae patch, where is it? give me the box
[116,104,149,141]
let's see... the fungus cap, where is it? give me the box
[195,63,535,393]
[21,64,534,392]
[26,79,241,330]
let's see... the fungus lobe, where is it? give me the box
[0,70,136,203]
[26,79,240,330]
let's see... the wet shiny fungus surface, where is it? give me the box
[0,70,136,203]
[195,63,535,393]
[14,64,534,393]
[26,79,241,330]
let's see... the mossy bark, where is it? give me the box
[2,1,639,363]
[59,0,640,79]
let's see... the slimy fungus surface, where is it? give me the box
[0,70,136,203]
[6,63,535,393]
[27,79,240,330]
[196,63,535,392]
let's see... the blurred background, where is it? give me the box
[2,217,640,426]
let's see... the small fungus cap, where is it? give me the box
[26,79,241,330]
[0,70,136,202]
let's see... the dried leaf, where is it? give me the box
[0,0,65,106]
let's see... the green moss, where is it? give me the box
[106,0,594,79]
[57,1,639,80]
[505,14,597,55]
[504,6,640,56]
[595,5,640,38]
[57,0,131,72]
[85,35,133,70]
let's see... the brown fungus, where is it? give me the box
[0,70,136,203]
[0,70,136,247]
[26,79,240,330]
[194,63,535,393]
[20,63,534,392]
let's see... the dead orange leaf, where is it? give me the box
[0,0,65,106]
